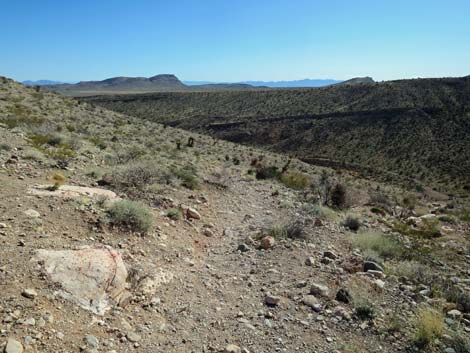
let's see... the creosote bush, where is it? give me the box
[108,200,154,234]
[343,216,361,231]
[279,171,310,190]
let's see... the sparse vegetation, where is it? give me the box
[108,200,154,234]
[413,307,444,348]
[268,220,306,240]
[353,232,402,259]
[343,216,361,231]
[278,171,310,190]
[166,208,182,220]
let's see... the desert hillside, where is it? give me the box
[0,77,469,353]
[84,76,470,190]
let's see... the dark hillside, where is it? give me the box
[83,76,470,189]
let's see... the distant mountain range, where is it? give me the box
[23,80,72,86]
[32,74,374,96]
[185,79,343,88]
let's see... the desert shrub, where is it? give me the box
[370,207,386,216]
[348,279,378,320]
[279,171,310,190]
[392,219,441,239]
[331,183,347,209]
[343,216,361,231]
[111,161,173,193]
[22,148,46,162]
[166,208,182,220]
[255,165,279,180]
[391,261,435,285]
[108,200,154,234]
[0,143,12,151]
[88,135,107,150]
[311,171,334,206]
[440,282,470,313]
[418,219,441,238]
[173,164,199,190]
[113,144,147,164]
[353,232,402,259]
[402,194,418,211]
[86,167,105,179]
[457,208,470,222]
[29,133,76,161]
[269,220,306,240]
[413,307,444,348]
[370,192,391,207]
[47,172,66,191]
[438,215,456,224]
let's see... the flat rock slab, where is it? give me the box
[32,246,129,315]
[28,184,119,200]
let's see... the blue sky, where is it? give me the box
[2,0,470,82]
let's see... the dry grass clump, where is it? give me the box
[46,172,66,191]
[390,260,435,285]
[353,232,402,260]
[268,220,306,240]
[348,278,380,320]
[413,306,444,348]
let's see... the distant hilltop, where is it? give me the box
[32,74,375,96]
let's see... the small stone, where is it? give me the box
[260,236,275,250]
[305,257,315,266]
[23,336,34,346]
[5,338,23,353]
[186,207,201,220]
[302,295,319,309]
[223,344,241,353]
[374,279,385,289]
[265,294,281,306]
[84,335,99,349]
[24,209,40,218]
[447,309,462,319]
[0,223,7,228]
[323,251,337,260]
[126,332,141,343]
[310,283,329,298]
[444,348,456,353]
[237,244,250,252]
[364,261,384,272]
[24,318,35,326]
[21,288,37,299]
[203,228,214,237]
[419,289,431,297]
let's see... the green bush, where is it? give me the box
[108,200,154,234]
[166,208,182,220]
[279,171,310,190]
[173,165,199,190]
